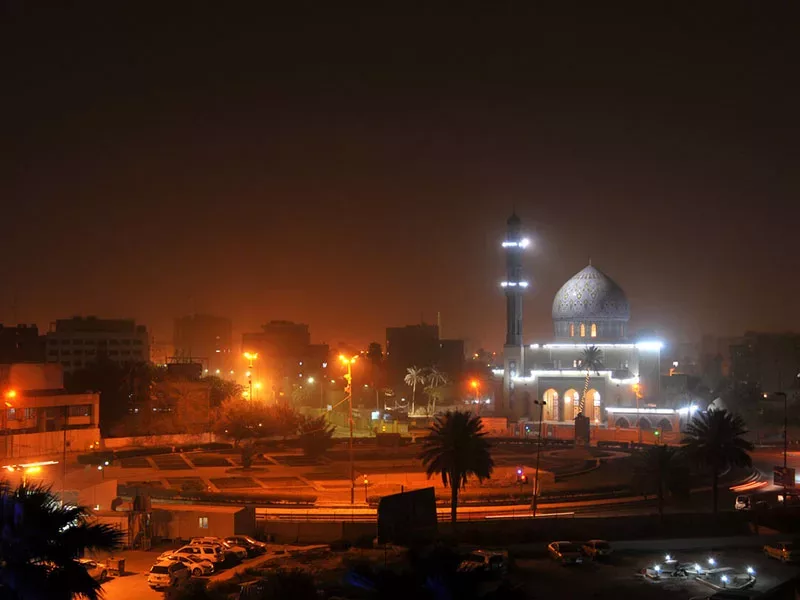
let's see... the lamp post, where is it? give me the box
[531,398,546,517]
[777,392,788,470]
[244,352,258,401]
[339,354,358,505]
[470,380,480,413]
[363,474,369,503]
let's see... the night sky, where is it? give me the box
[2,3,798,351]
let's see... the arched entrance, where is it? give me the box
[542,389,559,421]
[585,389,601,422]
[563,389,580,420]
[638,417,652,430]
[657,418,673,432]
[615,417,630,428]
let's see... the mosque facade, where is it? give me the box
[498,213,680,433]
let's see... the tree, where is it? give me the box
[267,403,300,441]
[579,345,603,415]
[298,415,336,458]
[425,368,448,415]
[204,376,243,408]
[212,397,266,446]
[0,482,123,600]
[404,366,426,416]
[419,411,494,524]
[682,409,754,515]
[633,445,681,521]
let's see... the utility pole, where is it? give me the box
[531,398,546,517]
[339,354,357,505]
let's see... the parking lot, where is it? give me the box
[512,547,800,599]
[95,542,314,600]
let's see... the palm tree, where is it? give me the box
[633,445,680,521]
[579,345,603,415]
[0,481,123,600]
[682,409,754,515]
[404,366,426,416]
[419,411,494,524]
[425,367,448,415]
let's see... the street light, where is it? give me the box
[363,474,369,503]
[244,352,258,401]
[339,354,358,504]
[531,398,546,517]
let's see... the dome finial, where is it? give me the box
[589,256,592,266]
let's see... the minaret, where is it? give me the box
[501,212,529,345]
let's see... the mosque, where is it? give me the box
[497,213,686,436]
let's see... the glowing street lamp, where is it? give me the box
[339,354,358,504]
[243,353,258,401]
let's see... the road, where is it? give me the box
[103,573,160,600]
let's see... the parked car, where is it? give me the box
[78,559,108,582]
[547,541,584,565]
[458,550,509,575]
[162,554,215,576]
[764,542,797,563]
[147,560,190,589]
[190,537,248,560]
[735,495,751,511]
[175,544,224,564]
[581,540,613,559]
[226,536,267,556]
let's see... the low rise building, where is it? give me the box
[1,363,100,461]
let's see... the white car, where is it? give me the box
[147,559,190,589]
[190,538,247,560]
[161,554,215,576]
[175,544,224,564]
[78,559,108,582]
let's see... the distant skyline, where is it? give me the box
[2,4,798,350]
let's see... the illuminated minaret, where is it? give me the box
[501,212,529,346]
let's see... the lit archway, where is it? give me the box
[563,388,580,420]
[657,418,673,432]
[615,417,630,428]
[638,417,652,430]
[542,389,559,421]
[585,389,601,421]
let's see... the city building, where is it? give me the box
[730,332,800,393]
[242,320,329,399]
[385,323,465,385]
[0,324,45,363]
[173,314,233,374]
[45,316,150,374]
[0,363,100,460]
[499,213,683,435]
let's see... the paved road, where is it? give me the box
[102,573,161,600]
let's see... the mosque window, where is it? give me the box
[580,323,586,337]
[569,323,575,337]
[591,323,597,337]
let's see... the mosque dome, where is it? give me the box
[551,264,630,340]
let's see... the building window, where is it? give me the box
[23,408,35,420]
[68,405,92,417]
[122,339,131,345]
[591,323,597,338]
[48,350,58,357]
[569,323,575,337]
[198,517,208,529]
[109,350,119,356]
[133,339,143,346]
[580,323,586,337]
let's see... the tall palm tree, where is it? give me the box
[404,366,426,416]
[682,409,754,515]
[579,345,603,415]
[425,367,448,415]
[419,411,494,524]
[633,445,680,521]
[0,481,123,600]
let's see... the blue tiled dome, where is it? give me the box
[552,265,630,322]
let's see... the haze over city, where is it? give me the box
[3,3,798,350]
